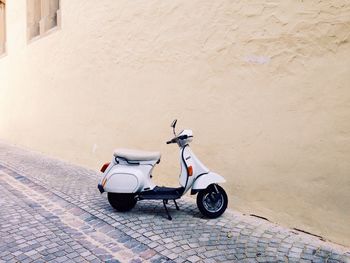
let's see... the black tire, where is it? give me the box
[108,193,137,212]
[197,184,228,218]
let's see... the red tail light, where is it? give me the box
[100,162,110,173]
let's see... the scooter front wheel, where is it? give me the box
[108,193,137,212]
[197,184,228,218]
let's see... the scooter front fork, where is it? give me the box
[213,184,219,193]
[209,184,221,202]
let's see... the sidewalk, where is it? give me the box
[0,141,349,263]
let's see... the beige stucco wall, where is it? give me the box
[0,0,349,245]
[0,0,5,55]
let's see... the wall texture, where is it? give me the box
[0,0,349,245]
[0,0,5,55]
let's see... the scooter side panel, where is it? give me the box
[104,165,151,193]
[192,172,226,190]
[105,172,139,193]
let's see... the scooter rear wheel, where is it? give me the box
[197,184,228,218]
[108,193,137,212]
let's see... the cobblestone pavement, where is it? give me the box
[0,141,349,263]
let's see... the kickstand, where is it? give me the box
[173,199,179,210]
[163,199,172,220]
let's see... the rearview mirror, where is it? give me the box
[171,119,177,128]
[171,119,177,136]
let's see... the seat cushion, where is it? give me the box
[114,148,161,161]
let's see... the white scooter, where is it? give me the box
[98,120,228,220]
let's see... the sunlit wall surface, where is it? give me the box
[0,0,6,55]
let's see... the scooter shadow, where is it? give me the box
[107,199,204,221]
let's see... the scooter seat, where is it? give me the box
[114,148,161,161]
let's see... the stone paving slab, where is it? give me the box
[0,141,349,263]
[0,170,163,263]
[0,175,106,263]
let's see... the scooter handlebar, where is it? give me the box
[166,135,190,144]
[166,138,177,144]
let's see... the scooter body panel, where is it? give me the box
[103,162,156,193]
[192,172,226,190]
[179,146,192,188]
[179,146,211,193]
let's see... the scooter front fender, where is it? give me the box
[192,172,226,190]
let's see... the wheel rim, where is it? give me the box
[202,191,224,213]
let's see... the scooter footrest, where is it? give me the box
[139,186,184,200]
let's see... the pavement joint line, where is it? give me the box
[0,170,153,263]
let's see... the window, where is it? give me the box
[27,0,60,41]
[0,0,5,55]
